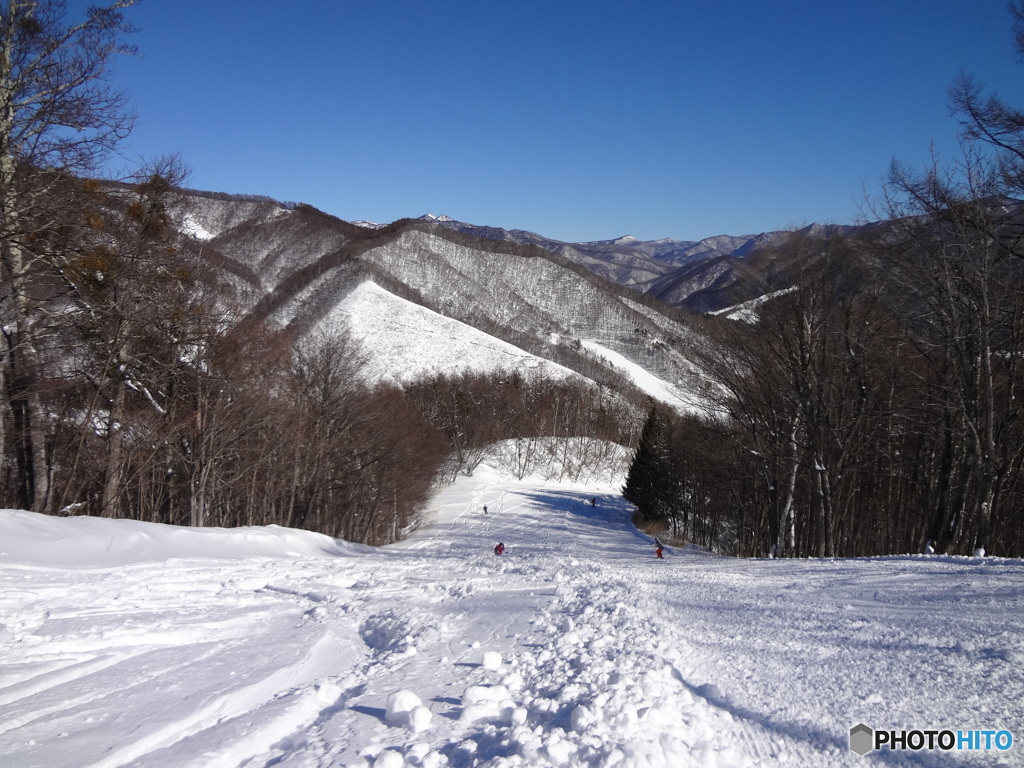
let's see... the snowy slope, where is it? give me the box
[167,192,707,412]
[329,281,578,386]
[2,463,1022,767]
[579,340,701,413]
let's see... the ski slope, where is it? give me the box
[1,463,1022,767]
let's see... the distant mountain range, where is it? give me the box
[388,214,858,313]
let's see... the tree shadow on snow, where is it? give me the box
[515,490,633,526]
[514,490,652,555]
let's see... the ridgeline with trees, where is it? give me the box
[3,1,1024,559]
[0,0,646,543]
[622,2,1024,559]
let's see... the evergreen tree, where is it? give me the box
[623,407,680,528]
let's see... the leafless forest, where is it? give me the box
[4,1,1024,556]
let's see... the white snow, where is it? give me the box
[332,280,578,386]
[711,286,798,323]
[2,459,1023,767]
[180,212,216,241]
[580,339,700,412]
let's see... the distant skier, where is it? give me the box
[654,537,664,559]
[494,542,505,556]
[590,497,596,507]
[483,505,488,514]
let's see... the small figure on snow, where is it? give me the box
[590,497,596,507]
[654,537,664,559]
[483,505,488,514]
[494,542,505,556]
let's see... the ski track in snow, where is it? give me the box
[2,465,1023,767]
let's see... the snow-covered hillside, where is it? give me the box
[2,461,1022,767]
[170,192,702,412]
[328,281,577,387]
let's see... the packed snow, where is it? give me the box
[2,458,1022,767]
[709,287,798,324]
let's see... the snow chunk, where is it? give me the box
[460,684,515,724]
[482,650,503,670]
[462,684,510,706]
[501,671,524,691]
[407,705,433,734]
[374,749,406,768]
[316,679,343,704]
[570,704,596,731]
[386,690,431,732]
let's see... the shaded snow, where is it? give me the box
[2,459,1022,767]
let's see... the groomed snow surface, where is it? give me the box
[2,459,1023,767]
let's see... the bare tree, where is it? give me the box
[0,0,138,510]
[879,3,1024,554]
[280,324,368,530]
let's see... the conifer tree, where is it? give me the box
[623,407,679,527]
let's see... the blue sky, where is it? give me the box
[100,0,1024,243]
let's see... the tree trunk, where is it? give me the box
[101,378,126,517]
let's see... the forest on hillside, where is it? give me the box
[4,1,1024,558]
[626,221,1024,558]
[0,1,647,544]
[623,3,1024,558]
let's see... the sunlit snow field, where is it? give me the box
[1,461,1022,767]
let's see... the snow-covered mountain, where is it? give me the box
[172,191,708,412]
[420,216,876,313]
[417,215,759,294]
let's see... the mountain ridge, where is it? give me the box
[170,191,707,414]
[405,213,812,310]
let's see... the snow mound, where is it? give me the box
[0,509,368,567]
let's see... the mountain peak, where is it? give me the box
[420,213,455,223]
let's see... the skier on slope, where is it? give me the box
[654,537,664,559]
[494,542,505,556]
